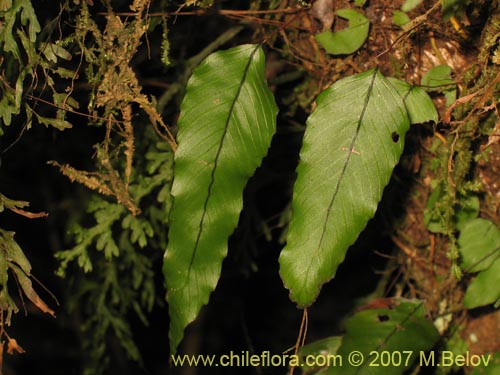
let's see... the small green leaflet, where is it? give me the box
[421,65,457,106]
[388,77,438,124]
[279,69,410,307]
[392,10,411,27]
[458,218,500,308]
[40,43,72,63]
[315,9,370,55]
[353,0,367,6]
[163,44,277,353]
[401,0,423,12]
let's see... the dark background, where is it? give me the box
[1,0,492,374]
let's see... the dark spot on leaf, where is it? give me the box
[378,314,390,322]
[391,132,400,143]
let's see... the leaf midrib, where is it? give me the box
[306,70,378,283]
[186,45,261,276]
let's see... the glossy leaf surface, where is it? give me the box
[163,44,278,352]
[279,69,410,307]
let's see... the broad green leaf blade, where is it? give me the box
[464,263,500,309]
[459,219,500,308]
[279,69,410,307]
[387,77,438,124]
[315,9,369,55]
[333,299,439,375]
[164,44,278,353]
[459,218,500,272]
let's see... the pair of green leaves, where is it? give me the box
[163,44,437,352]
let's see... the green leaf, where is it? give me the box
[40,43,72,63]
[0,0,40,60]
[55,67,77,79]
[458,219,500,308]
[122,214,154,248]
[454,194,479,230]
[469,352,500,375]
[333,299,439,375]
[0,192,30,212]
[28,107,73,130]
[0,229,32,274]
[0,84,18,126]
[163,44,278,352]
[459,218,500,272]
[19,0,40,42]
[392,10,410,27]
[279,69,410,307]
[401,0,423,12]
[10,263,55,317]
[423,183,447,233]
[424,185,478,234]
[298,336,343,373]
[421,65,454,88]
[315,9,370,55]
[441,0,467,19]
[96,231,119,260]
[387,77,438,124]
[421,65,457,106]
[353,0,367,6]
[55,197,125,276]
[463,264,500,309]
[0,229,55,318]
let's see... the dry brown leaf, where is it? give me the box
[12,266,56,318]
[8,207,48,219]
[443,92,480,124]
[311,0,334,31]
[7,338,25,355]
[483,120,500,150]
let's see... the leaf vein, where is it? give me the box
[308,70,378,279]
[186,45,261,277]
